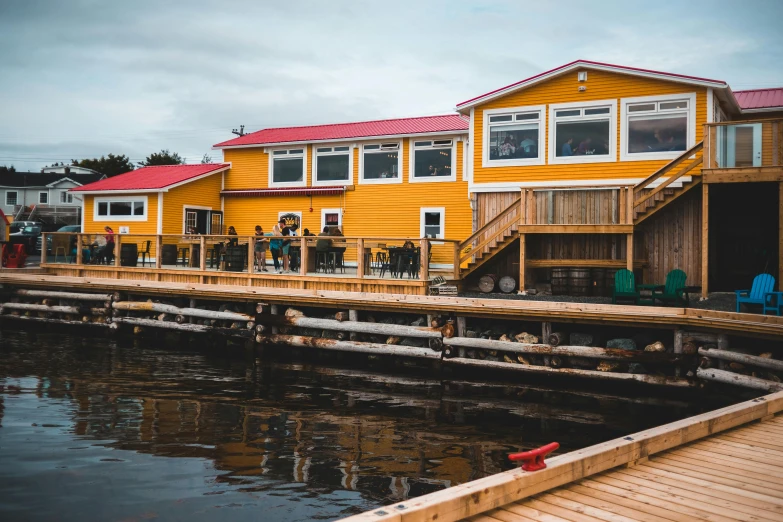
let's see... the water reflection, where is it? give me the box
[0,330,732,522]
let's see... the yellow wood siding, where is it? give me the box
[161,173,223,234]
[473,68,708,184]
[83,193,159,236]
[222,138,471,264]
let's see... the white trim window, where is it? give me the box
[549,100,617,165]
[5,191,18,206]
[60,191,73,204]
[483,105,545,167]
[269,147,307,187]
[620,93,696,161]
[359,141,402,184]
[321,208,342,233]
[420,207,445,240]
[313,144,353,186]
[410,139,457,182]
[38,192,48,204]
[94,196,148,221]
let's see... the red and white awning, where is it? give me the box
[221,186,348,197]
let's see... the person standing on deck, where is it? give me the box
[270,223,283,273]
[279,218,292,273]
[254,225,268,272]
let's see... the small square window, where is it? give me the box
[39,192,48,204]
[5,191,18,206]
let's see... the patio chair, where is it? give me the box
[651,269,689,306]
[763,292,783,316]
[736,273,775,313]
[138,240,152,267]
[611,269,639,305]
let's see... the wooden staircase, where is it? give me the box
[458,196,522,279]
[632,141,704,225]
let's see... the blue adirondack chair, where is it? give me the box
[736,273,776,313]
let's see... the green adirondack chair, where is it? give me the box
[612,269,639,305]
[651,269,689,306]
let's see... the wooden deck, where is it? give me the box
[340,391,783,522]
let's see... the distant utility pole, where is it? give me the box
[231,125,245,137]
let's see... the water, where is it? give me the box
[0,329,734,522]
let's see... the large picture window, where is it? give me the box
[314,145,351,185]
[549,101,616,164]
[483,106,544,167]
[360,142,401,184]
[94,197,147,221]
[270,148,306,186]
[410,139,455,182]
[621,94,695,161]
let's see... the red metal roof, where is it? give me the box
[457,60,728,109]
[222,187,347,197]
[213,114,468,148]
[734,88,783,110]
[71,163,230,192]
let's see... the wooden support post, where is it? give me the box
[75,234,82,265]
[626,233,633,272]
[299,236,308,276]
[519,233,526,294]
[702,183,709,298]
[189,298,196,324]
[349,309,359,341]
[779,183,783,288]
[270,304,279,334]
[40,233,48,264]
[542,321,552,344]
[419,239,428,281]
[199,235,206,272]
[456,316,466,337]
[155,234,162,269]
[452,242,460,280]
[519,190,525,224]
[618,188,626,224]
[526,189,536,224]
[673,328,683,354]
[114,234,122,267]
[356,238,364,279]
[626,186,633,224]
[248,236,255,275]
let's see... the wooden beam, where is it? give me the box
[75,233,82,265]
[247,236,255,275]
[526,259,646,268]
[357,239,365,279]
[300,236,308,276]
[114,234,122,267]
[703,167,783,184]
[702,184,709,298]
[199,235,206,272]
[626,187,633,224]
[452,242,460,280]
[517,225,634,234]
[618,188,626,224]
[155,234,162,269]
[626,233,633,271]
[519,233,525,294]
[634,156,703,207]
[419,239,428,282]
[519,190,526,225]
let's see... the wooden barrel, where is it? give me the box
[161,244,177,265]
[590,268,606,297]
[605,269,617,296]
[551,268,569,295]
[569,268,591,296]
[477,274,498,293]
[224,246,245,272]
[498,276,517,293]
[120,243,138,267]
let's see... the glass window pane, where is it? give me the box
[289,149,304,154]
[363,151,398,179]
[489,114,513,122]
[334,146,350,152]
[425,212,441,226]
[414,141,432,147]
[555,120,611,157]
[628,103,655,112]
[433,140,453,146]
[488,123,539,160]
[584,107,610,115]
[316,147,331,153]
[111,201,132,216]
[627,115,687,153]
[516,113,538,120]
[133,201,145,215]
[556,109,581,117]
[660,101,688,110]
[273,158,304,183]
[380,143,398,149]
[414,148,452,177]
[364,144,380,150]
[97,202,108,215]
[273,150,287,155]
[39,193,48,203]
[316,154,350,182]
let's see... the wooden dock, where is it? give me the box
[340,391,783,522]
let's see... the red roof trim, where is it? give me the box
[456,60,728,109]
[221,186,348,197]
[71,163,230,192]
[733,87,783,111]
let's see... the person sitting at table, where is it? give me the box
[226,226,238,247]
[302,228,315,237]
[254,225,268,272]
[92,226,115,264]
[69,235,91,264]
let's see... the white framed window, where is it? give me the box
[59,191,73,204]
[359,141,402,184]
[409,139,457,182]
[420,207,445,241]
[313,144,353,186]
[548,100,617,165]
[482,105,545,167]
[38,192,48,204]
[94,196,148,221]
[5,191,18,206]
[620,93,696,161]
[321,208,342,233]
[269,147,307,187]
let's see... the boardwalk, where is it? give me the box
[341,392,783,522]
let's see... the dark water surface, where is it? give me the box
[0,330,734,522]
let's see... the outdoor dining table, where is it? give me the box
[384,247,418,278]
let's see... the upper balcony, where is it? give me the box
[703,118,783,183]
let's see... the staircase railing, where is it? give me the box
[633,141,703,209]
[459,195,522,265]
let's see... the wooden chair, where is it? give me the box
[763,292,783,316]
[611,269,639,305]
[651,269,689,306]
[736,273,776,313]
[138,240,152,267]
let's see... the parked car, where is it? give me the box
[9,221,42,234]
[9,225,42,254]
[37,224,81,254]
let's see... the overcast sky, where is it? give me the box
[1,0,781,172]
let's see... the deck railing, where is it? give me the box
[704,117,783,171]
[40,233,462,282]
